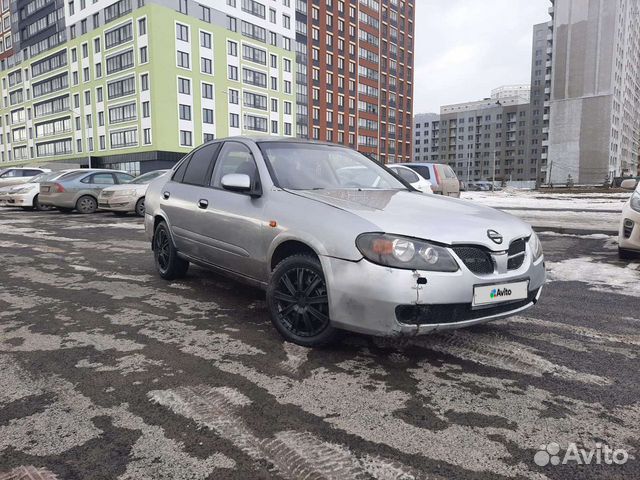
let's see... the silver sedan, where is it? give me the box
[39,169,134,214]
[145,137,545,347]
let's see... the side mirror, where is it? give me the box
[621,179,638,190]
[221,173,251,192]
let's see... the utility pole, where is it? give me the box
[492,149,496,191]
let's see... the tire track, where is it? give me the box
[150,385,418,480]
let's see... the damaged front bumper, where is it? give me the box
[320,253,546,337]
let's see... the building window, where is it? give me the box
[140,46,148,63]
[228,41,237,56]
[228,65,238,80]
[180,130,192,146]
[143,127,151,144]
[200,31,211,49]
[176,23,189,42]
[228,89,239,104]
[229,113,239,128]
[202,108,213,124]
[141,74,148,91]
[177,51,190,69]
[178,78,190,94]
[202,83,213,99]
[138,18,146,35]
[201,57,212,74]
[142,101,150,117]
[179,104,191,120]
[200,5,211,23]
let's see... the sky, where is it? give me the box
[413,0,551,113]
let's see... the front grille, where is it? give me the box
[507,238,526,270]
[395,288,540,325]
[452,246,494,274]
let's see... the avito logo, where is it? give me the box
[490,288,512,299]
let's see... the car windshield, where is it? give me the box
[130,170,166,184]
[258,142,406,191]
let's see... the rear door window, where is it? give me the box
[396,168,419,183]
[0,169,19,178]
[172,156,191,183]
[406,165,430,180]
[182,143,221,186]
[90,173,116,184]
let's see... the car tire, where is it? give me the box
[75,195,97,214]
[153,221,189,280]
[618,247,638,260]
[135,197,145,217]
[33,195,52,211]
[267,254,337,347]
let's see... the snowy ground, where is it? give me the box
[461,189,630,233]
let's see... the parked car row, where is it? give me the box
[0,168,168,216]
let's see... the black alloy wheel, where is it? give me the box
[267,254,337,347]
[153,221,189,280]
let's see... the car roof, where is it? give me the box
[207,135,342,148]
[397,162,444,167]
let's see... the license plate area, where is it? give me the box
[473,281,529,307]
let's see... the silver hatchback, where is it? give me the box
[145,138,545,347]
[39,169,134,214]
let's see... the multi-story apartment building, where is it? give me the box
[412,112,439,162]
[413,86,537,184]
[0,0,296,173]
[0,0,12,62]
[546,0,640,184]
[295,0,415,164]
[529,22,551,187]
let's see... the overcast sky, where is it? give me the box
[413,0,551,113]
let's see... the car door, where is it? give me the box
[82,172,116,196]
[198,141,267,280]
[160,143,221,259]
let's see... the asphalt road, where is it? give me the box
[0,208,638,480]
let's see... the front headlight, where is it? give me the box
[356,233,459,272]
[630,192,640,213]
[115,189,136,196]
[529,231,543,261]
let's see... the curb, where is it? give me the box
[533,226,618,236]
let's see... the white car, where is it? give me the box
[1,170,75,211]
[0,167,51,188]
[619,178,640,259]
[388,165,433,194]
[98,170,168,217]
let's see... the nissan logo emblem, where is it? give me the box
[487,230,503,245]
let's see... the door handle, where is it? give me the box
[198,199,209,209]
[162,191,170,199]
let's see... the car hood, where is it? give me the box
[289,189,532,251]
[101,184,147,194]
[0,178,31,187]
